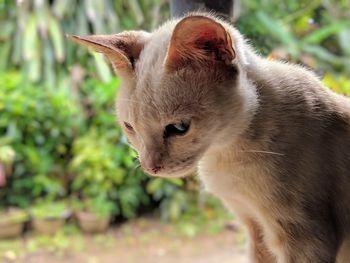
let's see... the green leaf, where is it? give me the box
[93,53,112,82]
[303,44,345,66]
[23,15,38,61]
[256,11,298,56]
[338,29,350,56]
[52,0,72,19]
[128,0,144,26]
[302,20,350,44]
[48,15,64,62]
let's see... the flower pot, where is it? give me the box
[76,210,110,234]
[32,217,66,235]
[31,208,71,235]
[0,208,28,239]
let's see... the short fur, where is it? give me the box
[69,13,350,263]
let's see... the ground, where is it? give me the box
[0,217,249,263]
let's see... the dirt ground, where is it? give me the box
[1,218,249,263]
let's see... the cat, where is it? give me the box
[68,13,350,263]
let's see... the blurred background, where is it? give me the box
[0,0,349,262]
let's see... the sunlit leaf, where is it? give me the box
[23,15,38,61]
[93,53,112,82]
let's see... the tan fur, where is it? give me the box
[70,13,350,263]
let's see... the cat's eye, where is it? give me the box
[124,122,134,132]
[164,120,191,138]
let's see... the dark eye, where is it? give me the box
[164,120,190,138]
[124,122,134,132]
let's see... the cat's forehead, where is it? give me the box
[135,25,173,82]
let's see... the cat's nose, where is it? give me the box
[140,148,163,174]
[149,165,162,174]
[142,163,162,174]
[141,156,163,174]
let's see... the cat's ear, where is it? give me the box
[165,16,235,71]
[67,31,150,78]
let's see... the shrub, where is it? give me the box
[30,201,70,219]
[0,71,82,208]
[70,128,150,218]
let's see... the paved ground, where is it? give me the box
[1,218,249,263]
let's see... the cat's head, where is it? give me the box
[69,14,248,177]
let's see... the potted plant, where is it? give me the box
[0,207,29,239]
[30,201,71,235]
[73,197,114,234]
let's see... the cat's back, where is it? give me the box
[242,55,350,229]
[245,55,350,132]
[245,55,350,164]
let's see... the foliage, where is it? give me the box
[30,201,69,219]
[72,197,115,218]
[69,76,149,218]
[0,145,15,165]
[147,177,191,221]
[175,194,234,237]
[0,0,169,86]
[323,72,350,96]
[70,128,149,218]
[238,0,350,74]
[0,71,82,208]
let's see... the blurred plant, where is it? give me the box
[70,76,151,218]
[30,200,70,219]
[0,145,15,165]
[70,128,150,218]
[238,0,350,74]
[0,0,169,86]
[71,196,115,218]
[0,71,82,207]
[146,176,206,221]
[147,177,188,221]
[78,76,121,133]
[323,72,350,96]
[175,194,234,237]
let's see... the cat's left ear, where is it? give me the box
[67,31,150,79]
[165,16,235,71]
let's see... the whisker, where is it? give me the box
[240,150,285,156]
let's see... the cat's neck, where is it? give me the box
[205,61,260,156]
[203,47,285,158]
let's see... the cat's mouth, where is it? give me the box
[144,155,198,178]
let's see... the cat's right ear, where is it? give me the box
[67,31,150,79]
[165,16,235,72]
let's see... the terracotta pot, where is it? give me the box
[0,208,28,239]
[76,211,110,234]
[0,221,24,239]
[32,217,65,235]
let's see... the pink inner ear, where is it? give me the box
[165,16,236,71]
[197,28,219,41]
[188,26,222,48]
